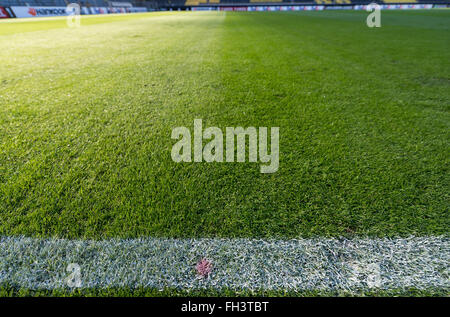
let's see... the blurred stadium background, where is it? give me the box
[0,0,449,19]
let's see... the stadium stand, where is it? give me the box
[181,0,445,5]
[0,0,149,7]
[382,0,417,2]
[0,0,448,11]
[249,0,281,3]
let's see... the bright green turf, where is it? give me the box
[0,13,173,35]
[0,11,449,239]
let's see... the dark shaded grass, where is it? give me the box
[0,284,447,297]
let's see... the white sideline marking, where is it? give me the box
[0,236,448,291]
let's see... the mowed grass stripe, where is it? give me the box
[0,12,228,237]
[0,236,448,292]
[0,11,448,239]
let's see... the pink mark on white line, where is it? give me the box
[196,258,213,277]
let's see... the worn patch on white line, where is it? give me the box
[0,236,448,292]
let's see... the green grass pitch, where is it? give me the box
[0,10,448,242]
